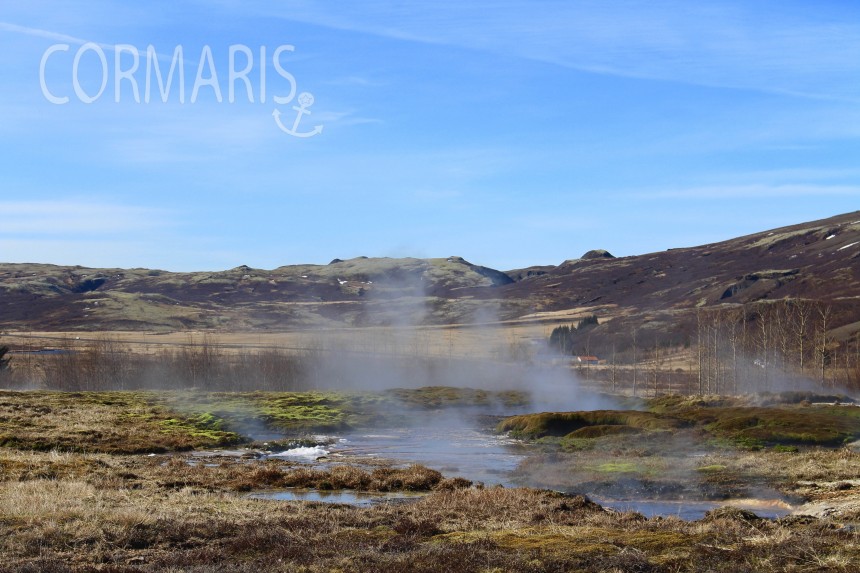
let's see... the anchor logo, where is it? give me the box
[272,92,323,138]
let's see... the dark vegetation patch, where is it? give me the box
[503,395,860,452]
[695,407,860,447]
[497,410,685,440]
[229,464,467,493]
[385,386,528,409]
[647,394,860,448]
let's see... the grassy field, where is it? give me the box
[0,390,858,572]
[0,387,532,452]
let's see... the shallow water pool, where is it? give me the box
[594,497,794,520]
[248,489,427,506]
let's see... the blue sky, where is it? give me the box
[1,0,859,271]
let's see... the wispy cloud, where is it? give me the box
[634,184,860,200]
[0,200,172,234]
[0,20,194,63]
[238,0,860,101]
[310,109,382,126]
[0,21,89,44]
[322,76,385,88]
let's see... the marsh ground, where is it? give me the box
[0,389,858,572]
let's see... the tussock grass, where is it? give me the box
[5,476,853,572]
[229,464,460,493]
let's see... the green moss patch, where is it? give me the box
[588,461,640,474]
[385,386,528,409]
[695,464,727,473]
[0,391,243,453]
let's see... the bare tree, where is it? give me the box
[631,327,638,397]
[652,338,660,396]
[710,310,723,394]
[793,299,812,375]
[774,302,792,373]
[696,310,704,395]
[725,307,742,395]
[0,345,10,372]
[755,304,771,392]
[610,340,617,394]
[816,303,833,387]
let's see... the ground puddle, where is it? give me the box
[326,425,527,487]
[248,489,427,506]
[197,414,801,521]
[593,497,794,520]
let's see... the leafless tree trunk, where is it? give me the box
[793,299,812,375]
[611,341,617,394]
[696,310,704,395]
[686,337,695,396]
[756,304,771,392]
[774,302,791,374]
[711,310,723,394]
[631,327,638,397]
[816,303,833,387]
[725,307,741,395]
[652,339,660,397]
[740,308,750,392]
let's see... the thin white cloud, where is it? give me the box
[713,168,860,183]
[0,200,172,234]
[411,188,462,202]
[0,21,89,44]
[231,0,860,101]
[322,76,385,88]
[0,20,193,63]
[309,109,382,126]
[0,236,254,271]
[635,184,860,200]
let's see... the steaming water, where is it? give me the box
[327,424,527,487]
[270,445,330,459]
[236,413,798,520]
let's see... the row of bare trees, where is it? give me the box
[3,337,313,392]
[1,334,515,392]
[692,300,857,393]
[560,298,858,396]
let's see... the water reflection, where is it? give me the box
[329,424,527,487]
[593,497,794,520]
[249,489,426,506]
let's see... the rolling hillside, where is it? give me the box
[1,211,858,338]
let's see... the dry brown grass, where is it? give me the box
[1,390,859,571]
[0,471,857,572]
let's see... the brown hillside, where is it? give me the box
[1,211,858,335]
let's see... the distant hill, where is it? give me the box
[1,211,859,339]
[0,256,514,331]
